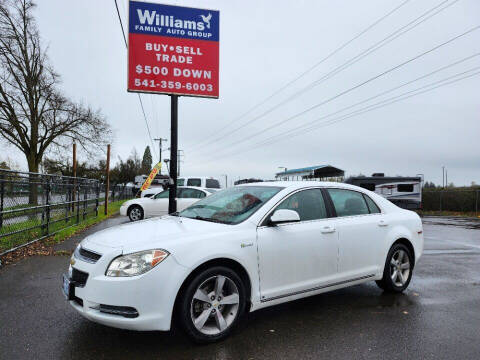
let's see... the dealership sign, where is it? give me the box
[128,1,219,98]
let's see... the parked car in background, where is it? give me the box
[141,187,166,198]
[177,176,221,189]
[65,182,423,343]
[120,186,215,221]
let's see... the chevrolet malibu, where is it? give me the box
[63,182,423,343]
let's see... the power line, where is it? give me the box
[202,67,480,163]
[252,53,480,147]
[193,0,460,154]
[200,23,479,156]
[114,0,157,154]
[186,0,412,151]
[258,67,480,148]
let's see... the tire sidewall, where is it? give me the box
[383,243,413,292]
[178,266,246,343]
[128,205,143,221]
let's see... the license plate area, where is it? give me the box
[62,274,74,301]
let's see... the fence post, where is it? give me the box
[65,181,70,223]
[45,178,51,236]
[83,182,87,220]
[95,181,100,217]
[76,182,80,224]
[0,173,4,229]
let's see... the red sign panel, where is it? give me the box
[128,1,219,98]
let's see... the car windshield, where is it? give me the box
[179,186,283,224]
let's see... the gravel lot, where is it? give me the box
[1,216,479,360]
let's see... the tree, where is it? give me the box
[42,156,106,181]
[110,149,142,187]
[0,1,111,202]
[141,146,152,174]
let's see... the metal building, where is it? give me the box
[275,165,345,182]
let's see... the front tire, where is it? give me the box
[376,243,413,293]
[178,266,246,343]
[128,205,144,222]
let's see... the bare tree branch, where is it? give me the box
[0,0,112,178]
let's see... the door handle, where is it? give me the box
[378,219,389,227]
[321,225,336,234]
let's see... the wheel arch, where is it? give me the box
[172,257,253,326]
[127,203,144,216]
[391,238,416,269]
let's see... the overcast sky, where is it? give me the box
[3,0,479,186]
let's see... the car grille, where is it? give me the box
[76,246,102,263]
[71,268,89,287]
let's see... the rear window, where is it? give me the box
[363,194,381,214]
[397,184,414,192]
[327,189,370,217]
[206,179,220,188]
[177,179,185,186]
[187,178,201,187]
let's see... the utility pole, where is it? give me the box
[445,169,448,187]
[154,138,167,165]
[105,144,110,215]
[168,148,184,176]
[442,166,445,188]
[168,95,178,214]
[222,174,228,188]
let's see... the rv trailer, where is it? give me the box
[345,174,422,210]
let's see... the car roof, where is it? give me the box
[237,181,362,191]
[178,186,210,191]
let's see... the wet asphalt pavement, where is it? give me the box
[1,216,479,359]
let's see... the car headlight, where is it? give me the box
[106,249,169,277]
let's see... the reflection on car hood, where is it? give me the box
[82,216,231,254]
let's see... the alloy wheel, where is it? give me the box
[129,207,142,221]
[190,275,240,335]
[390,249,410,287]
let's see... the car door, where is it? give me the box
[177,188,206,211]
[256,188,339,301]
[150,189,170,216]
[325,188,386,280]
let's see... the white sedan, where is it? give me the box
[63,182,423,343]
[119,186,215,221]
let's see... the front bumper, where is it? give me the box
[119,205,128,216]
[67,246,189,331]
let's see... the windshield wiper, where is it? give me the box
[193,215,227,224]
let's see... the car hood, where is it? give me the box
[82,216,234,254]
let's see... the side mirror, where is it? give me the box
[269,209,300,225]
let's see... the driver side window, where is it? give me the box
[275,189,327,221]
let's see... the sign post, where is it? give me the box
[128,1,219,213]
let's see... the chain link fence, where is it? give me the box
[422,189,480,215]
[0,169,131,256]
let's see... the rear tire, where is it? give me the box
[128,205,144,222]
[177,266,246,343]
[376,243,413,293]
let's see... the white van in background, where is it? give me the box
[177,176,221,189]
